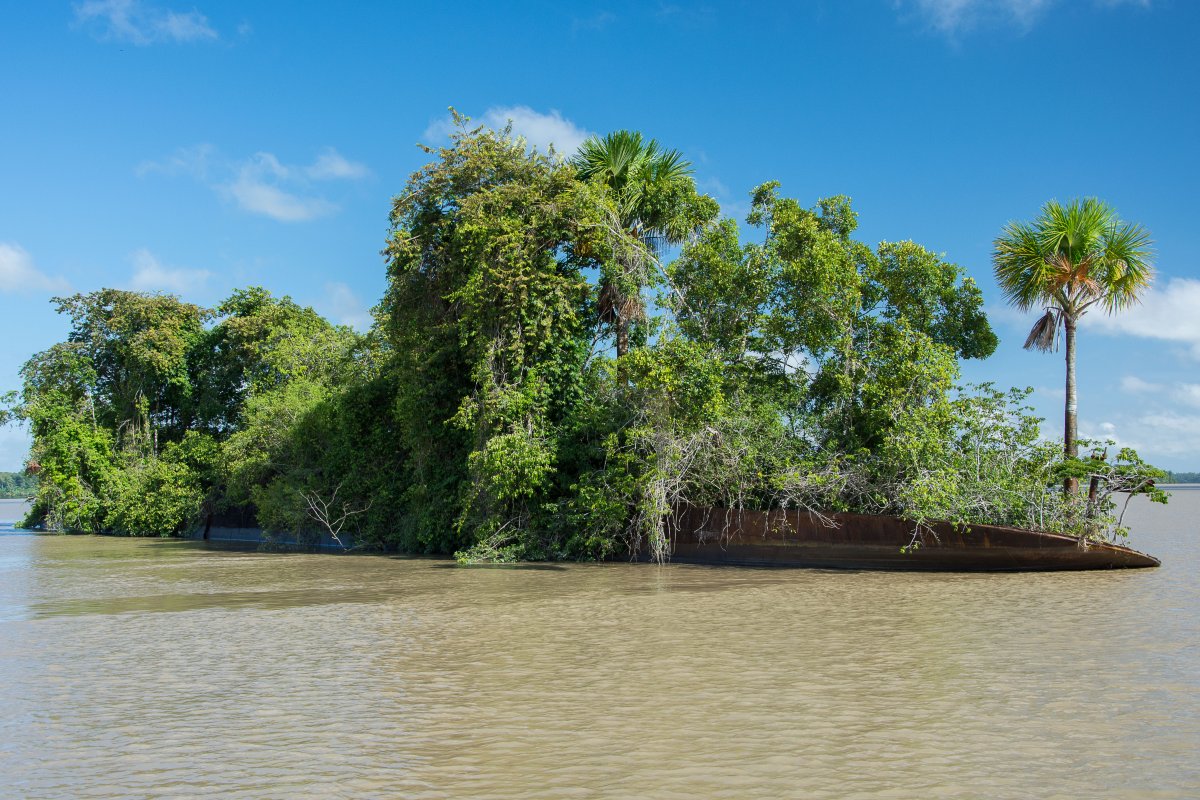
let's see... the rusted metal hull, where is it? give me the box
[665,505,1160,571]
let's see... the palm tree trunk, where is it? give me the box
[616,318,629,359]
[1063,316,1079,494]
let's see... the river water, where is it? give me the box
[0,491,1197,799]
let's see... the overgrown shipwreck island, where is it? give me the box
[5,118,1169,571]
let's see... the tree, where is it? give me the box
[992,199,1154,489]
[732,183,997,453]
[383,117,619,557]
[189,287,359,435]
[572,131,717,357]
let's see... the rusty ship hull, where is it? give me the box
[665,505,1160,571]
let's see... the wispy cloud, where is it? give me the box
[1035,384,1065,401]
[1118,377,1200,409]
[225,154,339,222]
[324,282,373,331]
[138,145,370,222]
[572,11,616,32]
[656,3,717,25]
[984,301,1038,330]
[135,143,215,179]
[0,243,71,295]
[73,0,218,45]
[424,106,593,156]
[1082,278,1200,360]
[1097,376,1200,464]
[1120,375,1163,394]
[1127,411,1200,457]
[896,0,1151,36]
[306,148,371,180]
[128,248,211,295]
[1170,383,1200,408]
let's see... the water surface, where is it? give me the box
[0,497,29,530]
[1,491,1197,799]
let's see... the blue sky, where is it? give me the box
[1,0,1198,471]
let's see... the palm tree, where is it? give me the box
[993,198,1154,490]
[572,131,698,358]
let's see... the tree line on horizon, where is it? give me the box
[0,472,37,500]
[0,117,1168,558]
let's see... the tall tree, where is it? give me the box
[992,198,1154,489]
[572,131,716,357]
[51,290,209,447]
[382,118,620,555]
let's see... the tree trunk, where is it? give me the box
[1063,317,1078,494]
[615,317,629,359]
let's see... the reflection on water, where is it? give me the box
[1,491,1197,799]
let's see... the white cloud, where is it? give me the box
[913,0,1050,33]
[306,148,371,180]
[1035,384,1065,401]
[140,145,369,223]
[74,0,217,45]
[1120,375,1163,394]
[1171,384,1200,409]
[1129,412,1200,457]
[227,158,337,222]
[325,282,373,331]
[896,0,1150,35]
[984,301,1038,329]
[128,248,211,295]
[0,243,71,294]
[572,11,616,32]
[135,143,214,179]
[425,106,593,156]
[1092,377,1200,466]
[1082,278,1200,360]
[1070,409,1200,466]
[1077,418,1141,450]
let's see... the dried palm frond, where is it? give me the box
[1023,308,1060,352]
[597,281,646,324]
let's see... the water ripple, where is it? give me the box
[0,492,1196,799]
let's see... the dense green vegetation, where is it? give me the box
[1,119,1167,557]
[0,471,37,499]
[1165,472,1200,484]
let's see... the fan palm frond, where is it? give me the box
[572,129,696,246]
[994,198,1155,321]
[1098,219,1155,313]
[992,221,1047,311]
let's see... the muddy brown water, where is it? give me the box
[1,491,1197,799]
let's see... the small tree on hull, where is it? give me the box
[993,198,1154,492]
